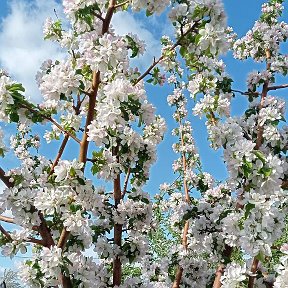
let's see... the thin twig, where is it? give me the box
[0,224,12,240]
[231,89,260,96]
[0,167,13,188]
[255,49,271,150]
[213,264,225,288]
[121,167,131,199]
[135,21,200,85]
[248,258,259,288]
[112,145,122,287]
[267,84,288,91]
[172,123,191,288]
[27,237,45,246]
[92,11,104,21]
[0,215,14,224]
[48,135,70,177]
[19,103,81,144]
[0,225,44,245]
[114,0,130,9]
[79,89,92,97]
[47,117,81,144]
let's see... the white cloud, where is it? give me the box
[112,11,161,70]
[0,1,164,103]
[0,0,64,102]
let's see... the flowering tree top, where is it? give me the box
[0,0,287,287]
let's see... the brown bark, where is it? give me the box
[172,267,184,288]
[0,215,14,223]
[213,264,225,288]
[59,274,73,288]
[48,135,69,177]
[248,258,259,288]
[0,167,13,188]
[172,125,191,288]
[112,145,122,286]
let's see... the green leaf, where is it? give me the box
[242,159,253,178]
[0,148,4,157]
[194,34,201,45]
[146,9,153,17]
[254,151,266,163]
[8,83,25,92]
[91,162,104,175]
[259,167,272,177]
[256,251,266,262]
[69,167,76,177]
[244,203,255,219]
[77,177,85,185]
[9,112,19,123]
[179,46,186,57]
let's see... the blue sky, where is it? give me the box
[0,0,287,274]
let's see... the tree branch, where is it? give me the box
[0,215,14,224]
[213,264,225,288]
[0,167,13,188]
[0,223,45,246]
[27,237,45,246]
[19,103,81,144]
[57,228,70,249]
[121,167,131,199]
[113,145,122,287]
[102,0,116,34]
[47,117,81,144]
[114,0,130,9]
[1,166,55,247]
[60,274,73,288]
[172,123,191,288]
[255,49,271,150]
[248,258,259,288]
[135,21,200,85]
[48,134,70,177]
[282,180,288,189]
[231,89,260,96]
[57,0,117,257]
[78,71,101,165]
[172,266,184,288]
[0,224,12,240]
[92,11,104,21]
[38,212,55,248]
[267,84,288,91]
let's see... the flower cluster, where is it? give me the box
[131,0,170,15]
[79,32,129,77]
[38,59,84,109]
[234,1,288,62]
[274,244,288,287]
[87,77,166,183]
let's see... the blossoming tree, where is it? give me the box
[0,0,287,287]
